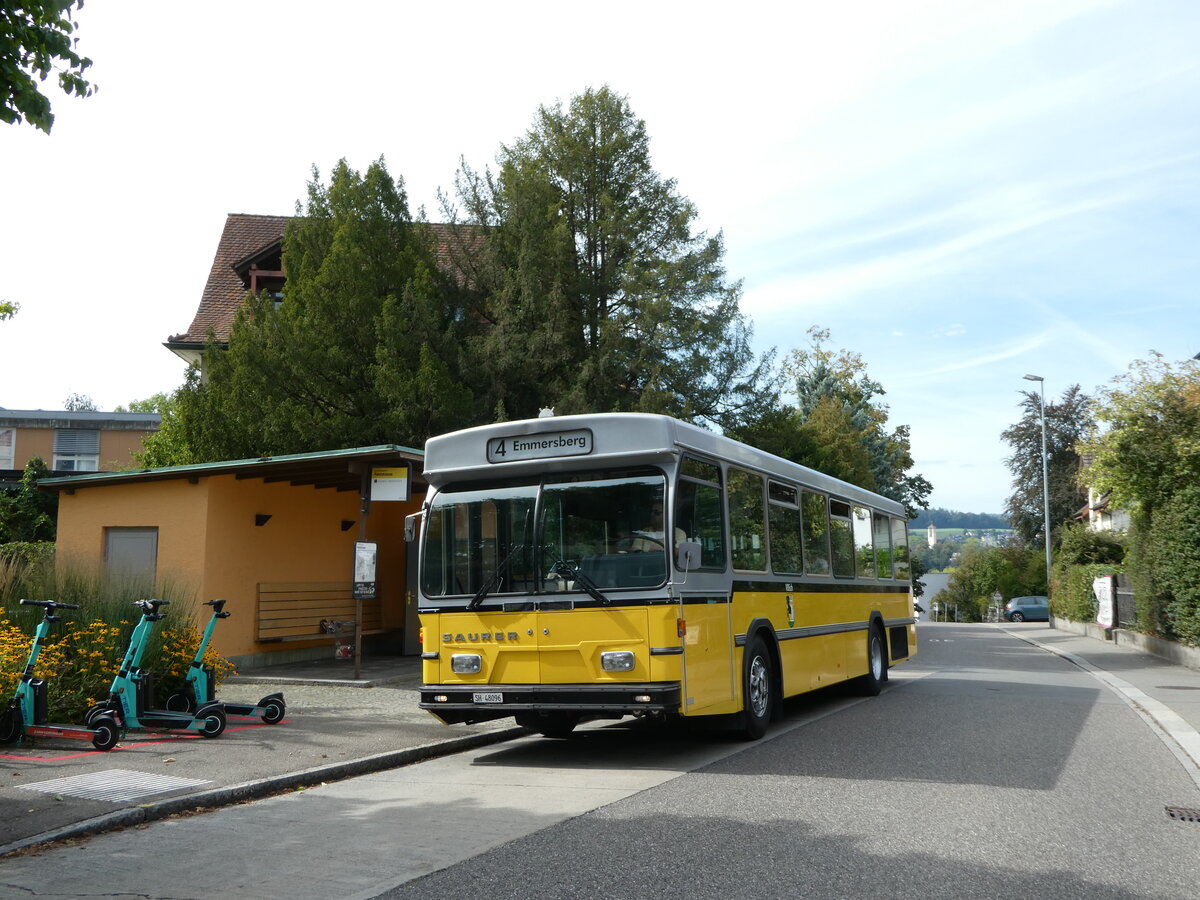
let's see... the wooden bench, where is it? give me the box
[256,581,384,643]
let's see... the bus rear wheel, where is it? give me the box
[857,625,888,697]
[739,635,773,741]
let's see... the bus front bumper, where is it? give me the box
[419,682,682,725]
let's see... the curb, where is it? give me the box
[0,726,528,858]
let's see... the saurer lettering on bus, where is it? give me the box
[443,632,521,643]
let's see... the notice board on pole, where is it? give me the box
[370,465,410,502]
[353,541,377,600]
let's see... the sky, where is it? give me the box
[1,0,1197,515]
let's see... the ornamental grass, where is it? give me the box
[0,553,236,722]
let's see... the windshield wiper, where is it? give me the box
[551,559,610,605]
[468,542,526,610]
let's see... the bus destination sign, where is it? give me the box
[487,429,593,463]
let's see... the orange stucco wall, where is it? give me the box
[53,473,423,663]
[10,426,154,472]
[55,479,209,592]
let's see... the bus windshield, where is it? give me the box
[420,471,669,601]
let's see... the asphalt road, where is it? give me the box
[3,623,1199,899]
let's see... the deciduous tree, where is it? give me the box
[1,1,95,133]
[729,328,931,518]
[0,457,56,543]
[1080,353,1200,640]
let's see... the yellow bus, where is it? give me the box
[414,412,916,739]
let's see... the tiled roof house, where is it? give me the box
[165,214,478,367]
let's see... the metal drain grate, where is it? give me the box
[17,769,211,802]
[1165,806,1200,824]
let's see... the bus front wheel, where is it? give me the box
[739,635,773,741]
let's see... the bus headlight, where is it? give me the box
[601,651,635,672]
[451,654,482,674]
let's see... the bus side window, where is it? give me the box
[801,490,830,576]
[873,513,893,578]
[853,506,875,578]
[768,481,802,575]
[829,500,855,578]
[676,457,725,569]
[891,517,911,581]
[728,467,767,572]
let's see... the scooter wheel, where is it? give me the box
[90,717,120,752]
[0,705,22,745]
[84,703,117,727]
[165,691,194,714]
[261,698,286,725]
[199,707,226,738]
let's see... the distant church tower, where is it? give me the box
[927,522,938,548]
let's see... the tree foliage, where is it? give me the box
[909,508,1008,529]
[0,457,57,543]
[1080,353,1200,517]
[1079,354,1200,642]
[1001,383,1092,546]
[728,327,931,518]
[1,1,95,133]
[0,299,17,320]
[62,391,95,411]
[157,158,474,463]
[939,541,1046,620]
[115,393,170,414]
[447,85,772,427]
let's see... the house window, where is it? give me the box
[0,428,13,469]
[53,429,100,471]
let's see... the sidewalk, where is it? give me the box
[0,654,524,856]
[4,625,1200,857]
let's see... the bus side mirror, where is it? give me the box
[404,512,420,543]
[676,541,701,571]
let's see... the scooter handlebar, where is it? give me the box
[133,598,170,613]
[19,599,79,610]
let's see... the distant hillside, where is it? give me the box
[909,508,1009,530]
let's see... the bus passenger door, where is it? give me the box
[680,588,735,715]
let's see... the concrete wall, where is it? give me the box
[1051,616,1200,672]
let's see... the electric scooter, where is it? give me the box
[84,599,227,739]
[163,599,285,724]
[0,600,121,751]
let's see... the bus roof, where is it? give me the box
[422,412,906,516]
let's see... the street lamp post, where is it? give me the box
[1023,374,1052,593]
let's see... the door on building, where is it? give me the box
[104,527,158,588]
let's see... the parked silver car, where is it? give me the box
[1003,595,1049,622]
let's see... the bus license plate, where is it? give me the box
[473,692,503,704]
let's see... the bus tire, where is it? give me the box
[739,635,773,741]
[857,625,888,697]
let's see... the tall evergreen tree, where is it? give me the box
[1001,383,1092,546]
[158,158,473,462]
[448,86,772,426]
